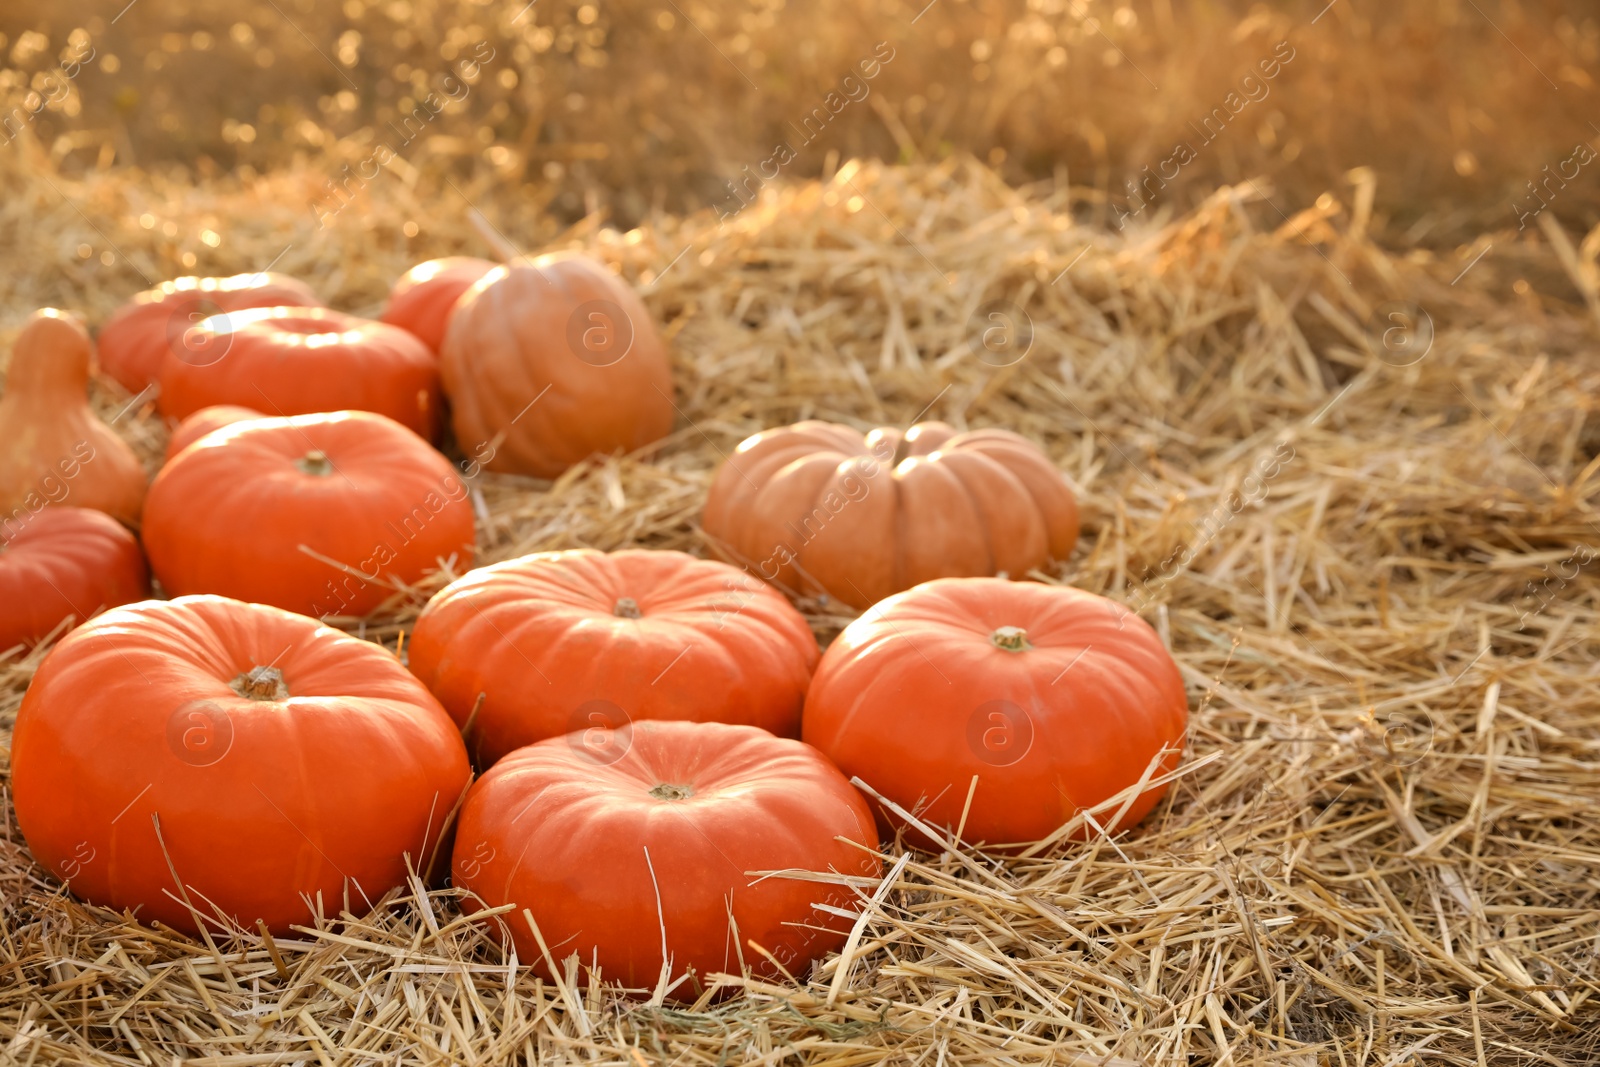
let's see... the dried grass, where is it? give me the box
[3,149,1600,1064]
[6,0,1600,237]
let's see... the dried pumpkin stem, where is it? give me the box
[613,597,643,619]
[232,665,289,701]
[296,450,334,477]
[991,626,1031,652]
[649,783,693,801]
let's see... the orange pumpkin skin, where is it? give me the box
[142,412,475,619]
[11,595,471,934]
[439,253,675,478]
[802,578,1188,848]
[157,307,442,441]
[408,549,818,768]
[453,720,880,990]
[164,404,265,462]
[380,257,498,353]
[702,421,1079,610]
[0,506,150,650]
[97,273,321,393]
[0,310,149,527]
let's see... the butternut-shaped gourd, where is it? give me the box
[0,310,147,527]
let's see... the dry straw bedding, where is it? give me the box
[2,154,1600,1065]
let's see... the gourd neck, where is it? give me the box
[7,312,91,398]
[991,626,1031,652]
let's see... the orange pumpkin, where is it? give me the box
[439,252,675,478]
[97,273,321,393]
[453,719,880,991]
[0,506,150,651]
[157,307,442,440]
[703,420,1079,609]
[11,595,471,934]
[164,404,265,461]
[0,310,148,528]
[380,257,498,353]
[802,578,1188,847]
[143,411,475,619]
[408,549,818,768]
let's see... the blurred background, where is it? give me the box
[3,0,1598,244]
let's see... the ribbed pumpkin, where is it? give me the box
[408,548,818,768]
[164,404,265,461]
[0,310,148,527]
[439,252,675,478]
[0,506,150,650]
[453,720,880,992]
[380,257,498,353]
[802,577,1188,848]
[702,420,1079,609]
[143,411,475,619]
[97,272,321,393]
[11,595,471,934]
[157,307,442,440]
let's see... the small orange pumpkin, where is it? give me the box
[11,594,470,934]
[164,404,266,461]
[408,548,819,768]
[143,411,475,619]
[381,257,498,353]
[0,506,150,651]
[703,420,1079,609]
[97,273,321,393]
[157,307,443,440]
[0,310,148,528]
[453,720,879,992]
[439,252,675,478]
[802,577,1189,847]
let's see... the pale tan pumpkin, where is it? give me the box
[0,311,148,528]
[702,420,1078,609]
[439,252,675,479]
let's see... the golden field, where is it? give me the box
[3,0,1600,240]
[2,1,1600,1065]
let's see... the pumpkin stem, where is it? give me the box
[296,450,334,477]
[649,783,694,801]
[991,626,1031,652]
[613,597,643,619]
[232,665,289,701]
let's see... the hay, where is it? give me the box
[3,149,1600,1065]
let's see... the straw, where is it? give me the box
[2,148,1599,1064]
